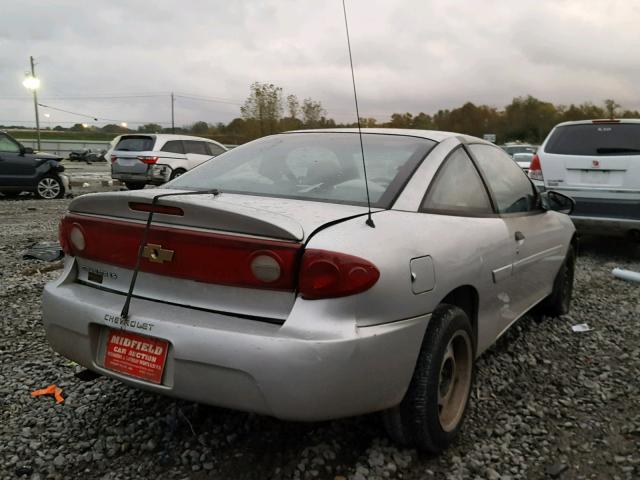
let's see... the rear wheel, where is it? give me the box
[35,176,64,199]
[382,304,474,452]
[170,168,186,180]
[536,245,575,317]
[125,182,146,190]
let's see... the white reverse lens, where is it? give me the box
[250,254,281,283]
[70,225,86,251]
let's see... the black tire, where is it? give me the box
[170,168,186,180]
[125,182,146,190]
[34,175,64,199]
[536,245,575,317]
[382,304,475,453]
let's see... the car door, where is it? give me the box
[183,140,213,169]
[469,143,567,316]
[0,134,37,187]
[420,146,519,350]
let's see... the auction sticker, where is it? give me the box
[104,330,169,384]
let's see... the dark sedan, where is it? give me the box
[0,132,68,199]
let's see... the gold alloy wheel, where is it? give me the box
[437,330,473,432]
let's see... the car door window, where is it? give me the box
[422,147,493,215]
[206,142,226,156]
[184,141,209,155]
[0,135,20,153]
[161,140,184,154]
[470,144,538,214]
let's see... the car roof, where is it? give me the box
[553,118,640,127]
[284,128,493,145]
[118,134,219,142]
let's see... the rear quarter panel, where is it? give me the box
[299,210,509,334]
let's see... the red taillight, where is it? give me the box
[110,155,117,163]
[299,249,380,299]
[137,156,159,164]
[129,202,184,216]
[58,214,301,290]
[528,154,543,181]
[58,217,70,254]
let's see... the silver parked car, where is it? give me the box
[44,129,576,452]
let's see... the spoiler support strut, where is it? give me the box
[120,189,219,320]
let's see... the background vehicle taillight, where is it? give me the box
[298,249,380,299]
[528,154,544,181]
[137,156,159,164]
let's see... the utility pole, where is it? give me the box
[30,56,41,150]
[171,92,175,133]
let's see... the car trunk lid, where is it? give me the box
[62,190,374,321]
[111,135,157,175]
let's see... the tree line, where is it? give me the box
[9,82,638,145]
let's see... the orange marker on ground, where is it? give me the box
[31,384,64,404]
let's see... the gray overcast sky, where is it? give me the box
[2,0,640,128]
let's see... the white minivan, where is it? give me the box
[530,119,640,239]
[110,134,227,190]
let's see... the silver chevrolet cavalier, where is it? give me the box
[43,129,576,452]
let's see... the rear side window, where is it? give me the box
[545,123,640,156]
[115,136,154,152]
[184,141,209,155]
[470,144,538,214]
[422,148,493,215]
[161,140,184,154]
[206,142,226,156]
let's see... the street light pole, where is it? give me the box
[29,56,41,151]
[171,92,175,133]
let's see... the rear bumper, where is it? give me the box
[571,216,640,235]
[42,260,429,421]
[569,196,640,235]
[111,165,172,185]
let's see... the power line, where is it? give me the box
[37,103,106,121]
[173,93,243,106]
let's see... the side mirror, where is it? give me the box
[540,190,575,215]
[23,146,34,154]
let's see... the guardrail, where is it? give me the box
[16,138,237,158]
[16,139,111,158]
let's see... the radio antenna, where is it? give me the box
[342,0,375,228]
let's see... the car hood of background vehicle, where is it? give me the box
[68,189,379,241]
[33,152,63,161]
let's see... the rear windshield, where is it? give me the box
[503,145,536,156]
[168,132,435,207]
[545,123,640,156]
[115,135,155,152]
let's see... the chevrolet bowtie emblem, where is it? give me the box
[142,244,174,264]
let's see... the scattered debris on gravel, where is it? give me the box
[1,196,638,480]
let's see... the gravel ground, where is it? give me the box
[1,196,639,480]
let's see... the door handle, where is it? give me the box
[515,231,525,242]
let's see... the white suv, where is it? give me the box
[110,134,227,189]
[530,119,640,239]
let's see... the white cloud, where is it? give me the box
[2,0,640,128]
